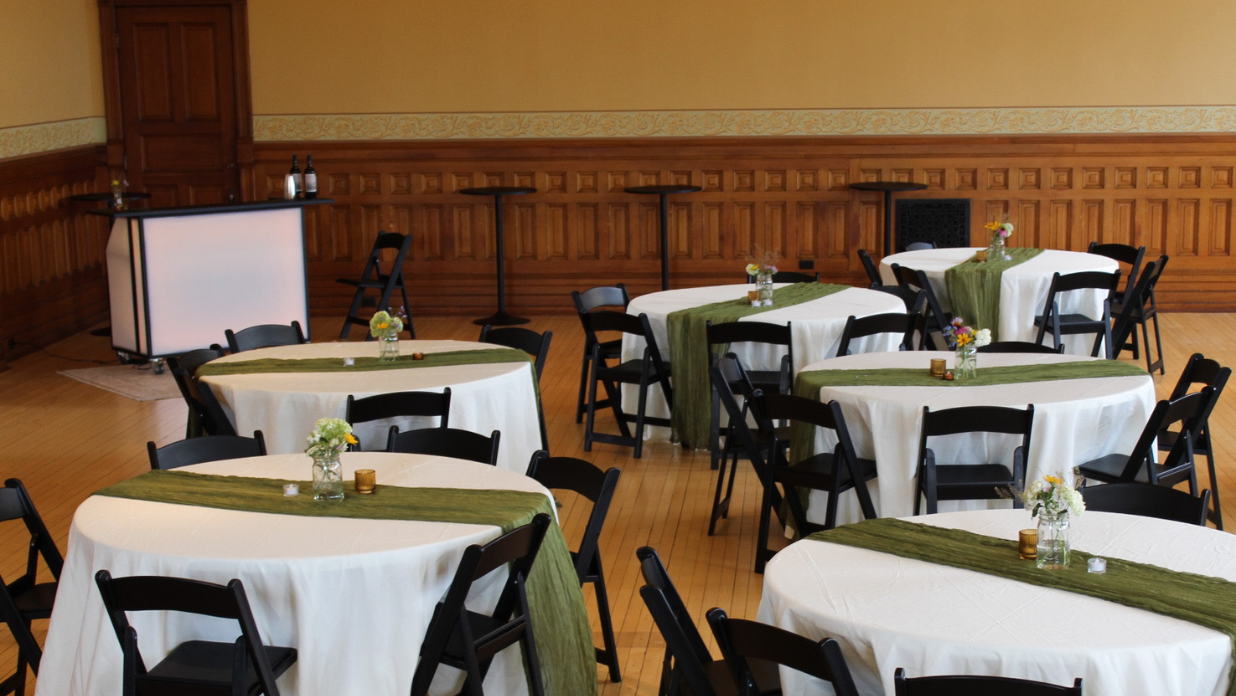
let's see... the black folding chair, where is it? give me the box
[890,263,953,350]
[706,321,792,471]
[94,571,296,696]
[873,285,926,313]
[915,405,1033,515]
[225,321,308,353]
[337,231,414,340]
[583,311,672,459]
[479,325,552,381]
[170,367,236,437]
[976,341,1064,354]
[1088,241,1145,311]
[167,348,225,438]
[760,394,879,553]
[707,608,860,696]
[636,547,780,696]
[858,248,883,288]
[572,283,631,423]
[836,313,917,355]
[1111,254,1168,374]
[345,389,452,451]
[527,452,622,682]
[894,668,1082,696]
[147,432,266,470]
[387,426,500,466]
[409,515,551,696]
[746,270,818,284]
[1158,353,1230,528]
[1031,270,1120,357]
[1076,389,1213,494]
[0,480,62,696]
[1081,483,1210,526]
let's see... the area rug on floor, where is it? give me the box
[59,365,181,401]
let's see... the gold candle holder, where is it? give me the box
[975,249,989,262]
[354,469,377,495]
[747,290,760,304]
[1019,529,1038,560]
[929,358,946,377]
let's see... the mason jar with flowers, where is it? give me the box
[369,309,404,362]
[984,220,1014,261]
[943,318,991,379]
[305,418,357,501]
[745,262,778,305]
[1022,473,1085,569]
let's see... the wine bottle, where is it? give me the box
[289,156,303,198]
[304,155,318,199]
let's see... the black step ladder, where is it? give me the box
[337,231,415,340]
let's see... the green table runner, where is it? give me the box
[667,283,849,448]
[811,518,1236,696]
[95,470,596,696]
[943,247,1043,340]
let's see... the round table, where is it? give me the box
[760,509,1235,696]
[878,248,1118,354]
[199,340,543,471]
[795,351,1156,524]
[620,284,906,440]
[34,452,552,696]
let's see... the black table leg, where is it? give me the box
[659,193,671,291]
[882,191,894,257]
[474,193,530,326]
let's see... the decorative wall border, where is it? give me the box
[254,106,1236,141]
[0,117,106,160]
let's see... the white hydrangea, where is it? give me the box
[974,328,992,348]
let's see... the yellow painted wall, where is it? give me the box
[250,0,1236,115]
[0,0,103,130]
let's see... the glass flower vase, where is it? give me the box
[988,233,1011,261]
[378,331,400,362]
[1036,510,1070,569]
[757,270,775,305]
[312,454,344,501]
[954,344,978,380]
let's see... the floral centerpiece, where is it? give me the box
[305,417,357,501]
[369,309,404,361]
[745,254,779,306]
[110,177,128,211]
[942,317,991,379]
[984,219,1014,261]
[1022,473,1085,569]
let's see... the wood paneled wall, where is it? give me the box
[0,146,109,365]
[253,135,1236,316]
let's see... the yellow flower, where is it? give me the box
[376,322,389,330]
[345,433,358,445]
[955,333,972,346]
[984,220,1002,232]
[1045,474,1063,485]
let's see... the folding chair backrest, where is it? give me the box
[768,271,818,283]
[447,515,550,626]
[874,285,926,314]
[976,341,1064,354]
[641,586,719,696]
[636,547,711,663]
[225,321,306,353]
[1081,482,1210,526]
[171,368,236,437]
[894,668,1083,696]
[890,263,952,349]
[1088,241,1145,305]
[1,479,63,581]
[167,347,224,376]
[147,433,266,471]
[707,609,859,696]
[346,389,452,428]
[922,405,1034,438]
[857,248,883,287]
[1170,353,1230,400]
[1115,389,1211,481]
[572,284,630,313]
[837,313,917,355]
[479,325,552,379]
[386,426,500,466]
[527,452,620,581]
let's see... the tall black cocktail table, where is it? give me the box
[624,184,702,291]
[849,181,928,256]
[461,186,536,326]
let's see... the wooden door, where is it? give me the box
[115,5,239,207]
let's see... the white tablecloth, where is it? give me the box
[619,285,905,440]
[759,509,1234,696]
[796,352,1156,524]
[878,248,1118,354]
[35,452,553,696]
[199,340,542,472]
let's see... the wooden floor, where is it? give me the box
[2,311,1234,694]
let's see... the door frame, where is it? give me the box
[98,0,255,201]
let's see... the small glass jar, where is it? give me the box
[1036,510,1070,569]
[757,270,775,305]
[312,454,344,501]
[378,331,400,362]
[988,232,1012,261]
[954,344,978,380]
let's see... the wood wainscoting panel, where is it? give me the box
[0,146,110,365]
[253,135,1236,315]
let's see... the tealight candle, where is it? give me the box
[342,357,355,366]
[412,352,425,360]
[943,371,955,381]
[354,469,376,495]
[283,483,299,497]
[1087,557,1107,574]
